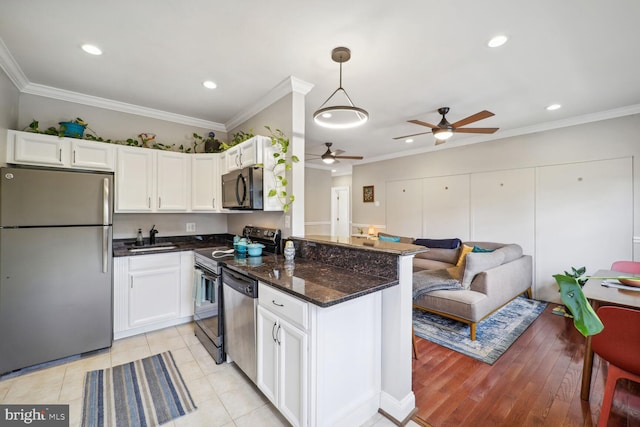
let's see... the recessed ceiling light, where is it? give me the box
[81,44,102,55]
[487,35,508,48]
[405,138,414,143]
[546,104,562,111]
[203,80,217,89]
[331,169,337,173]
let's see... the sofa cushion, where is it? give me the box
[415,247,460,265]
[456,244,474,267]
[472,245,495,253]
[378,234,401,242]
[378,232,414,244]
[493,244,523,263]
[414,238,461,249]
[461,250,506,288]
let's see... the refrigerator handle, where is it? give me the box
[102,178,110,225]
[102,226,109,273]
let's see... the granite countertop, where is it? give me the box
[113,234,232,257]
[300,234,428,256]
[220,255,398,307]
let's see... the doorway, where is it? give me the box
[331,186,350,238]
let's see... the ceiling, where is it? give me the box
[2,0,640,174]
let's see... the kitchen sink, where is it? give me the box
[127,242,177,253]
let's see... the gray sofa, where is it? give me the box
[380,233,533,340]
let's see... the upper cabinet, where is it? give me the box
[225,136,264,171]
[4,130,115,171]
[191,153,220,212]
[115,146,190,213]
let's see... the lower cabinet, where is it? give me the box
[256,282,382,427]
[113,252,194,339]
[257,305,308,427]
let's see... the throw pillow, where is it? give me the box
[378,234,401,242]
[472,245,495,253]
[414,238,462,249]
[456,244,474,267]
[461,251,506,288]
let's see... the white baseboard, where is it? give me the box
[379,390,416,424]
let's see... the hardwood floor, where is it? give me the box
[411,305,640,427]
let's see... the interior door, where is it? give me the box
[331,186,350,237]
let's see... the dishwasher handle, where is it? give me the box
[222,267,258,298]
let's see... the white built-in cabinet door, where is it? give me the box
[470,168,535,255]
[69,140,115,171]
[423,174,470,240]
[226,138,260,171]
[115,146,155,212]
[12,132,68,167]
[156,151,189,211]
[256,305,307,427]
[128,254,181,328]
[191,154,220,211]
[535,158,633,302]
[386,178,423,237]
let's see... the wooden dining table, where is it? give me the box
[580,269,640,400]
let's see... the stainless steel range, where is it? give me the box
[193,226,281,365]
[193,246,232,364]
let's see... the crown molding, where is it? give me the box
[21,83,226,130]
[0,38,29,90]
[225,76,314,130]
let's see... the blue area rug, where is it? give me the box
[81,351,197,427]
[413,296,547,365]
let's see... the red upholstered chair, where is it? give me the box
[610,261,640,274]
[591,306,640,427]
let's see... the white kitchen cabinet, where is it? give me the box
[113,251,194,340]
[115,146,155,212]
[115,146,190,212]
[191,153,220,211]
[157,151,190,211]
[257,282,381,427]
[5,130,115,171]
[225,136,263,171]
[257,286,308,427]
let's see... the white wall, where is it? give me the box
[352,114,640,301]
[304,167,332,235]
[0,69,19,138]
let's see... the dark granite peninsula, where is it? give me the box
[272,235,425,425]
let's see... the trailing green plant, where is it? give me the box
[190,131,225,153]
[256,125,299,213]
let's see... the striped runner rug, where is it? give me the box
[81,351,197,427]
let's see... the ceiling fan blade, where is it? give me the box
[435,139,448,146]
[454,127,499,134]
[334,155,364,160]
[408,119,438,129]
[392,131,432,140]
[333,149,345,156]
[450,110,494,128]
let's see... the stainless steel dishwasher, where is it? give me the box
[222,267,258,383]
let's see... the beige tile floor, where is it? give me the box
[0,322,418,427]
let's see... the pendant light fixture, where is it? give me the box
[314,47,369,129]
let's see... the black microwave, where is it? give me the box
[221,166,263,210]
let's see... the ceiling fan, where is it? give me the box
[394,107,499,145]
[308,142,364,165]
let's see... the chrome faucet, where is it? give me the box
[149,225,158,245]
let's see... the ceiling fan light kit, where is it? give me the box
[313,47,369,129]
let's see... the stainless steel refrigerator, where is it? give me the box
[0,166,113,374]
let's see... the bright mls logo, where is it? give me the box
[1,405,68,426]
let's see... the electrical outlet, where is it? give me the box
[284,215,291,228]
[186,223,196,232]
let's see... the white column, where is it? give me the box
[379,254,416,422]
